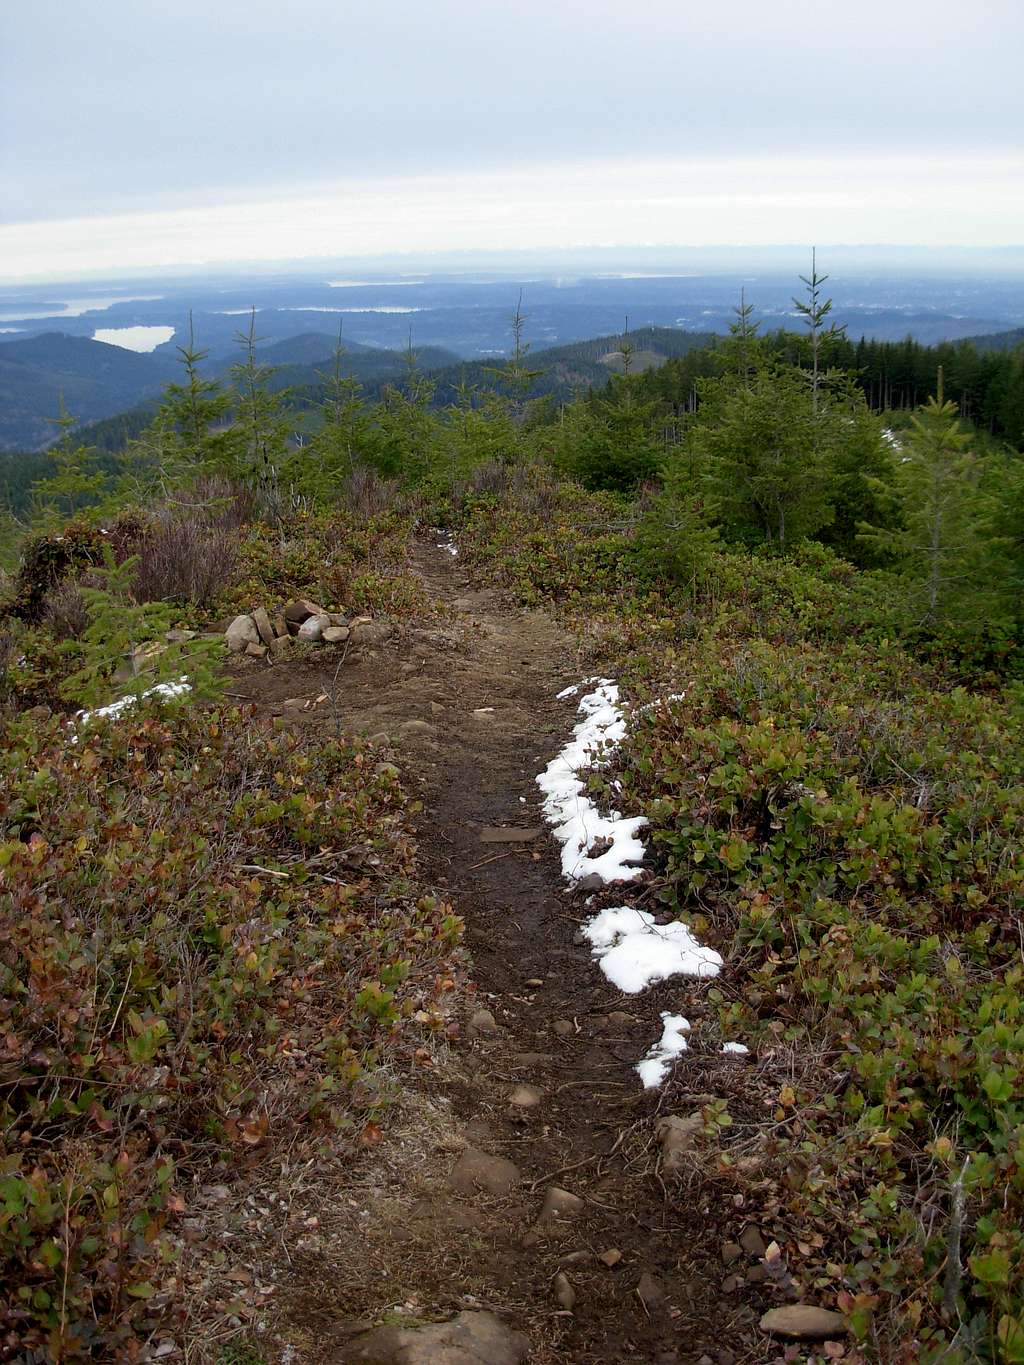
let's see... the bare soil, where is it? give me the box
[224,539,774,1365]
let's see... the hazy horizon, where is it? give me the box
[3,0,1022,281]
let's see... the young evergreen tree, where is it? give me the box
[31,397,119,522]
[695,362,833,551]
[230,308,290,507]
[157,312,236,470]
[859,374,983,619]
[793,248,845,414]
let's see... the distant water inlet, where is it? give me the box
[92,325,175,352]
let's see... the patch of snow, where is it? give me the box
[538,678,725,1089]
[537,680,646,884]
[584,905,722,993]
[722,1041,749,1055]
[636,1013,690,1088]
[78,679,191,727]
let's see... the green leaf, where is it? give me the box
[970,1247,1012,1285]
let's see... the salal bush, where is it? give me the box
[0,705,460,1359]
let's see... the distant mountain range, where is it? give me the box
[2,317,1024,455]
[0,333,180,451]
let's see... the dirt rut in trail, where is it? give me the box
[233,541,762,1365]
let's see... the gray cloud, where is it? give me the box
[4,0,1023,224]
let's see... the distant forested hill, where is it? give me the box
[961,326,1024,353]
[0,334,179,451]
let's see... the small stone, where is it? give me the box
[556,1250,592,1267]
[225,614,259,652]
[508,1084,542,1109]
[283,601,314,632]
[472,707,495,720]
[164,628,196,643]
[552,1020,574,1037]
[574,872,606,892]
[469,1009,502,1036]
[449,1148,521,1197]
[297,614,330,642]
[739,1225,767,1258]
[244,641,267,658]
[599,1248,623,1267]
[429,701,445,716]
[656,1114,704,1172]
[322,625,350,644]
[344,1310,529,1365]
[523,1187,584,1245]
[282,697,310,710]
[746,1264,767,1283]
[636,1272,665,1309]
[721,1241,743,1264]
[328,612,350,627]
[554,1272,576,1311]
[606,1010,633,1028]
[759,1306,848,1341]
[268,635,290,659]
[721,1274,743,1294]
[273,614,288,638]
[252,607,275,646]
[399,719,435,735]
[351,619,392,647]
[524,978,544,987]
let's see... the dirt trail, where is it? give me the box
[234,540,756,1365]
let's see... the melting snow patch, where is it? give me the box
[583,905,722,993]
[78,679,191,727]
[431,527,458,557]
[636,1013,690,1088]
[537,680,647,883]
[722,1041,750,1055]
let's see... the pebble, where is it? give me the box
[448,1148,522,1197]
[508,1084,542,1109]
[468,1009,502,1036]
[554,1273,576,1311]
[636,1271,665,1309]
[759,1305,848,1340]
[522,1187,583,1245]
[599,1248,623,1267]
[552,1020,574,1037]
[739,1225,767,1258]
[721,1241,743,1264]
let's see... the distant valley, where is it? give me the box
[2,261,1024,451]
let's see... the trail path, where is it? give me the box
[235,540,752,1365]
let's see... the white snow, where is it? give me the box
[636,1013,691,1088]
[537,680,647,884]
[78,679,191,727]
[537,678,729,1088]
[93,325,175,352]
[583,904,722,993]
[722,1041,750,1055]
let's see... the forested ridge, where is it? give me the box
[1,269,1023,1362]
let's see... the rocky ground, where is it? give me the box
[219,539,845,1365]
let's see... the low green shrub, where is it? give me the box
[0,702,461,1359]
[615,637,1024,1357]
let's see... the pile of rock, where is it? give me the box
[224,599,390,659]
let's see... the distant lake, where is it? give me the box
[93,325,175,352]
[0,294,163,323]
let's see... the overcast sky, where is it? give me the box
[2,0,1022,279]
